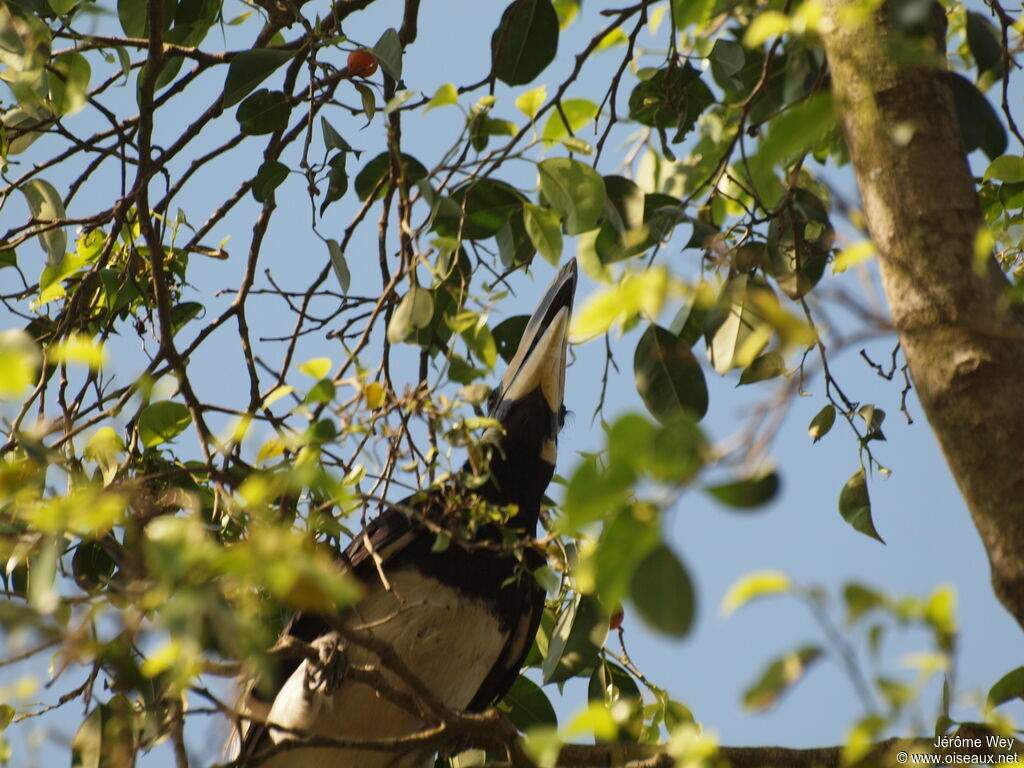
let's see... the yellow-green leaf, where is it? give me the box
[721,570,792,617]
[426,82,458,111]
[299,357,332,379]
[515,84,547,119]
[0,329,41,399]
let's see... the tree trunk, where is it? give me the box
[820,2,1024,629]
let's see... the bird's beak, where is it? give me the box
[491,259,577,422]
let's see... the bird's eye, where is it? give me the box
[486,387,501,414]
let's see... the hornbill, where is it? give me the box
[233,258,577,766]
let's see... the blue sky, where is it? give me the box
[1,0,1022,764]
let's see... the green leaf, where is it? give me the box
[117,0,147,37]
[742,646,823,712]
[594,175,649,263]
[388,286,434,344]
[706,470,780,509]
[326,238,350,293]
[72,541,117,592]
[562,454,634,533]
[988,667,1024,708]
[843,583,886,624]
[523,204,563,265]
[19,178,67,266]
[808,404,836,443]
[138,401,192,449]
[538,157,605,235]
[950,72,1007,160]
[71,705,103,768]
[433,179,524,240]
[236,89,291,135]
[738,351,785,385]
[321,117,356,154]
[354,152,428,202]
[627,64,714,142]
[542,593,608,684]
[634,324,709,423]
[541,98,598,143]
[757,92,834,169]
[491,0,559,86]
[629,544,695,637]
[496,210,535,268]
[355,82,376,123]
[704,276,769,375]
[461,320,498,369]
[984,155,1024,183]
[252,160,288,203]
[500,675,558,730]
[582,502,660,609]
[0,250,15,270]
[49,0,79,13]
[320,153,349,215]
[371,28,403,80]
[709,38,745,89]
[588,660,643,740]
[839,469,885,543]
[966,11,1003,80]
[384,89,417,114]
[588,660,640,705]
[222,48,295,108]
[493,315,530,364]
[50,51,91,116]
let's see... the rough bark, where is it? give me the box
[818,2,1024,630]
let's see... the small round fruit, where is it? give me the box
[609,605,625,630]
[347,49,378,78]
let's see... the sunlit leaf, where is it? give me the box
[538,157,605,235]
[523,203,563,265]
[808,404,836,443]
[542,592,608,683]
[0,329,41,399]
[516,84,547,119]
[742,646,822,712]
[721,570,792,617]
[138,401,192,449]
[50,51,91,116]
[426,82,458,111]
[541,98,598,143]
[19,179,67,265]
[387,286,434,344]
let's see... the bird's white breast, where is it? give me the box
[259,566,506,768]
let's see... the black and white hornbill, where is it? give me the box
[234,258,577,766]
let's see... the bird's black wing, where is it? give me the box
[465,548,545,712]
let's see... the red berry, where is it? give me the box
[347,49,378,78]
[609,605,624,630]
